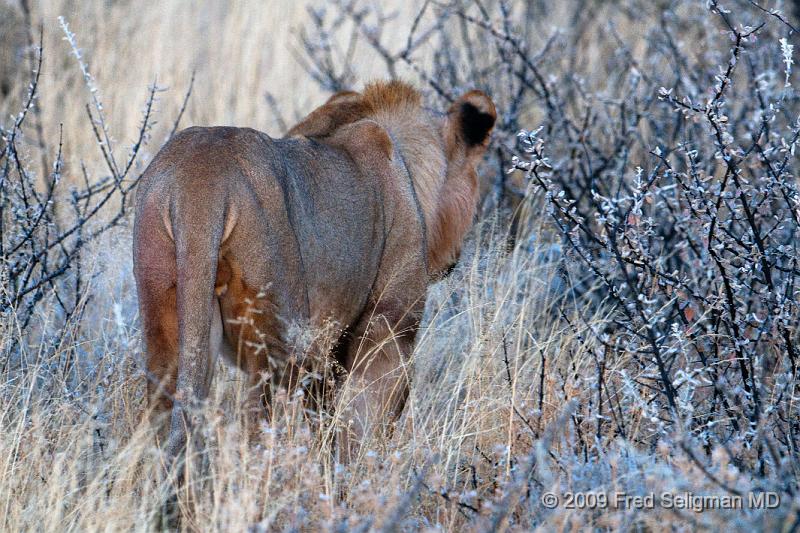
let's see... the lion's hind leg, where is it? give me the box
[137,276,180,445]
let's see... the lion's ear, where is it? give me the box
[448,90,496,150]
[286,91,369,138]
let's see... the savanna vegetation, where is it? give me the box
[1,0,799,530]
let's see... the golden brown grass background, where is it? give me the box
[2,0,431,163]
[1,1,792,531]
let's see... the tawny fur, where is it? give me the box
[134,80,495,465]
[289,81,495,272]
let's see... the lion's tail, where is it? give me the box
[165,192,227,459]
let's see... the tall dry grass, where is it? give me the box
[4,212,781,531]
[2,0,799,531]
[1,0,427,172]
[0,210,560,529]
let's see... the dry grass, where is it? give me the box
[1,0,798,531]
[0,214,564,530]
[1,0,425,171]
[2,213,788,531]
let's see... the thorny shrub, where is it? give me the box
[298,0,800,525]
[1,0,799,530]
[0,20,192,359]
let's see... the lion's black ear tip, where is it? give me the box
[456,91,496,146]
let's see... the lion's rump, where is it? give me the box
[138,126,395,344]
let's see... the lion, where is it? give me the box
[133,80,496,463]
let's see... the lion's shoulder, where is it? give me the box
[327,119,393,162]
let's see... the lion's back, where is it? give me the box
[135,123,402,328]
